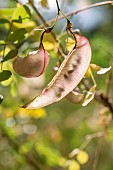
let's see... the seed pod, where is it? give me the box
[13,44,49,78]
[22,34,91,109]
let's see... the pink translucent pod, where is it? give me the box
[13,44,49,78]
[22,34,91,109]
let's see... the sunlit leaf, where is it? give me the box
[10,83,17,97]
[82,85,96,106]
[76,150,89,165]
[43,41,54,51]
[0,94,3,104]
[0,47,11,56]
[0,8,15,18]
[1,49,18,62]
[0,70,12,82]
[0,40,6,45]
[7,28,27,43]
[1,77,12,86]
[66,37,75,51]
[13,21,36,32]
[12,5,31,23]
[22,34,91,109]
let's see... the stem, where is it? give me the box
[55,0,72,27]
[90,70,97,87]
[60,10,71,24]
[40,30,46,45]
[56,0,60,14]
[1,22,13,70]
[29,0,48,27]
[80,132,104,150]
[83,80,113,118]
[70,29,77,41]
[51,14,59,29]
[38,1,113,27]
[65,1,113,18]
[28,0,65,57]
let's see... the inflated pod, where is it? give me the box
[22,34,91,109]
[13,44,49,78]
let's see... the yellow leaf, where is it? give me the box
[0,47,10,56]
[66,37,75,51]
[13,21,36,32]
[76,150,89,165]
[43,41,54,51]
[1,76,12,86]
[18,108,46,119]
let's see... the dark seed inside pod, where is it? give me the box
[67,69,74,74]
[54,86,64,97]
[76,56,80,63]
[64,73,69,79]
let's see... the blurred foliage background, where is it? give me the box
[0,0,113,170]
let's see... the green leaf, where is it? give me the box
[0,18,10,24]
[8,28,27,43]
[0,8,15,18]
[10,83,17,97]
[1,49,18,62]
[0,94,3,104]
[0,40,6,45]
[12,5,31,23]
[0,70,12,82]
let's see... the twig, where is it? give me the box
[59,1,113,20]
[92,139,102,170]
[80,131,105,150]
[69,131,105,158]
[28,0,64,57]
[28,0,49,27]
[83,80,113,118]
[37,1,113,28]
[56,0,60,14]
